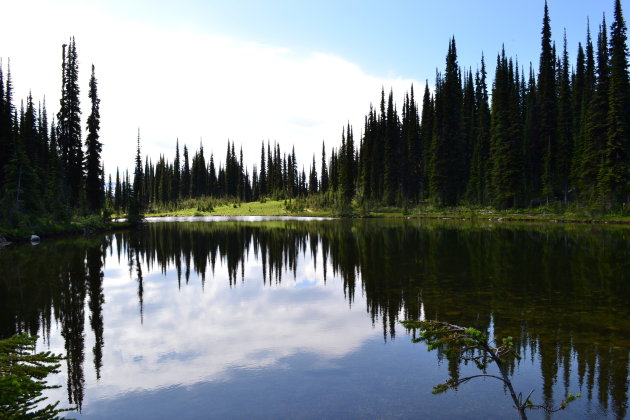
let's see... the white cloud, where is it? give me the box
[1,0,419,177]
[40,242,379,409]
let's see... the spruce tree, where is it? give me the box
[430,38,464,206]
[173,139,181,199]
[489,50,521,208]
[581,18,610,203]
[320,141,329,193]
[309,154,318,194]
[0,61,15,202]
[182,145,190,198]
[85,64,103,213]
[466,56,490,205]
[419,82,434,200]
[538,1,558,201]
[57,38,83,206]
[570,40,587,194]
[600,0,630,207]
[128,129,144,222]
[556,32,573,204]
[114,168,121,212]
[259,141,267,197]
[383,90,399,204]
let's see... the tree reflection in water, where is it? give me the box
[0,220,628,418]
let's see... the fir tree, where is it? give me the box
[173,139,181,200]
[57,38,83,206]
[182,145,190,199]
[581,17,610,203]
[538,1,558,200]
[320,141,329,193]
[556,31,573,204]
[600,0,630,207]
[309,154,318,194]
[419,82,434,200]
[259,141,267,197]
[85,64,103,213]
[467,56,490,204]
[114,168,121,212]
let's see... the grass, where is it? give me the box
[143,198,630,225]
[144,199,334,218]
[0,214,128,243]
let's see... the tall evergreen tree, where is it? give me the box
[581,18,610,203]
[419,82,434,200]
[556,31,573,203]
[320,141,329,193]
[182,145,190,199]
[259,141,267,197]
[538,1,558,200]
[467,56,490,204]
[600,0,630,207]
[133,129,143,207]
[57,38,83,206]
[85,64,103,213]
[430,38,464,205]
[309,154,318,194]
[489,50,521,208]
[114,168,121,212]
[383,90,399,204]
[173,139,181,199]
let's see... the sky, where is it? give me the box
[0,0,625,176]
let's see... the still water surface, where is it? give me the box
[1,218,629,419]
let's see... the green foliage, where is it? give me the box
[402,320,581,419]
[0,334,75,419]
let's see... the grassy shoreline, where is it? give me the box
[0,215,132,244]
[3,200,628,245]
[142,199,630,225]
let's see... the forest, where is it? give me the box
[0,0,629,232]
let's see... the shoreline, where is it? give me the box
[3,203,628,247]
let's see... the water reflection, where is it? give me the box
[1,219,629,419]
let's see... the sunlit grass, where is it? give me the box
[141,198,630,224]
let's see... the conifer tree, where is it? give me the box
[0,60,16,205]
[114,168,121,212]
[173,139,181,199]
[570,40,587,194]
[419,82,434,200]
[208,153,217,196]
[309,154,318,194]
[320,141,329,193]
[489,50,521,208]
[134,131,143,198]
[600,0,630,207]
[85,64,103,213]
[556,32,573,203]
[581,18,610,203]
[538,1,558,200]
[430,38,464,205]
[0,61,5,191]
[182,145,190,199]
[383,91,399,204]
[259,141,267,197]
[467,56,490,204]
[57,38,83,206]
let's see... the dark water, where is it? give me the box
[1,218,629,419]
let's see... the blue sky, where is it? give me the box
[0,0,625,174]
[98,0,621,79]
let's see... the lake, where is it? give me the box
[1,217,629,419]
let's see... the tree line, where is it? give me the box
[2,0,628,225]
[0,37,103,229]
[116,0,628,214]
